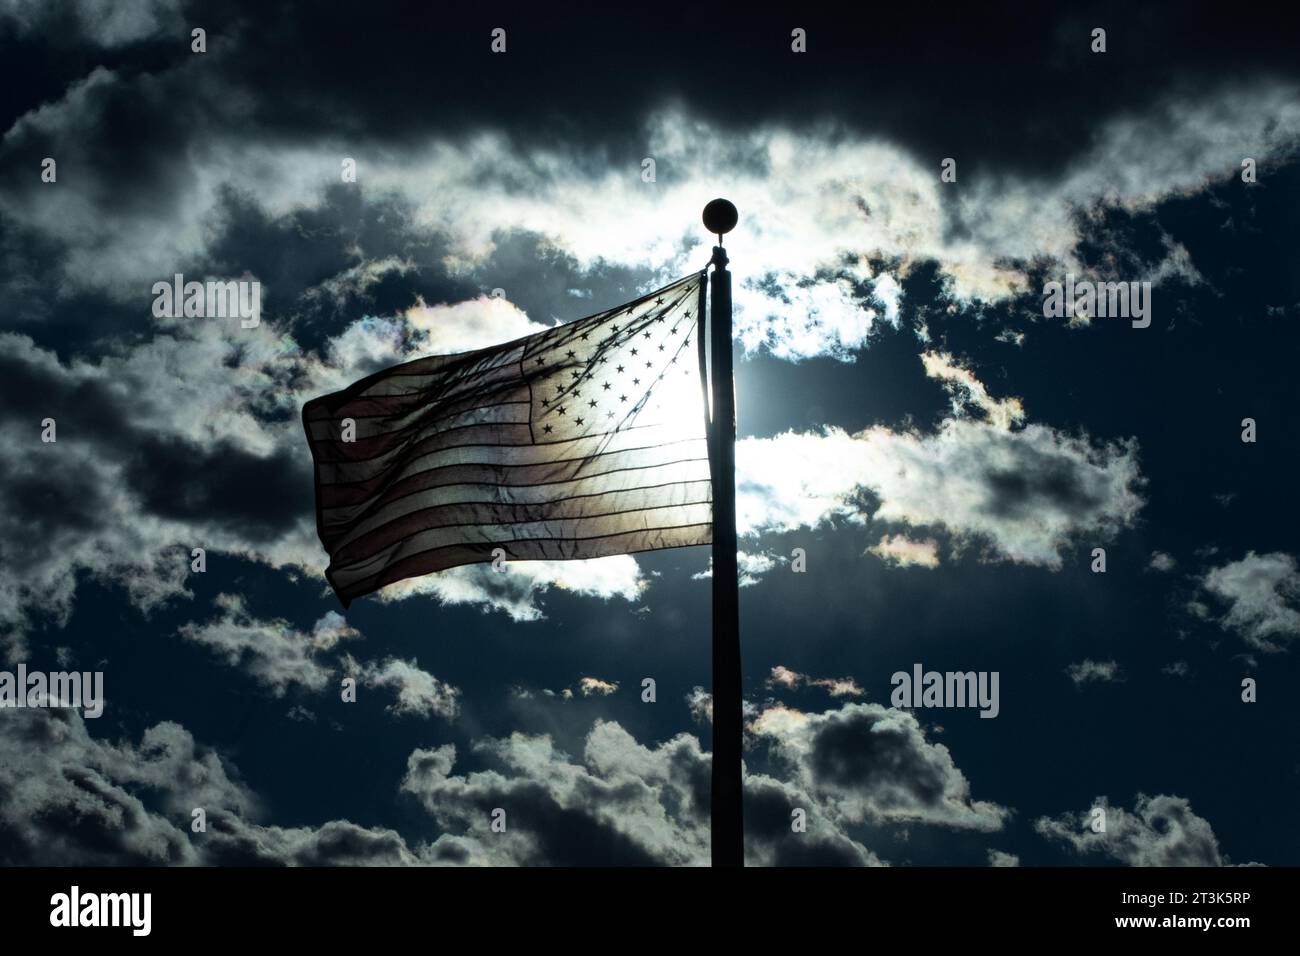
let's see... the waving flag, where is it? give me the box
[303,272,713,607]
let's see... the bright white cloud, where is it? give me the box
[579,677,618,697]
[374,555,647,622]
[1036,794,1236,866]
[767,665,865,698]
[868,533,941,569]
[1198,551,1300,651]
[692,550,785,587]
[403,295,551,355]
[735,348,1143,567]
[739,419,1142,568]
[922,351,1025,430]
[178,594,359,696]
[355,656,461,720]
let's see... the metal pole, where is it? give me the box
[708,240,743,867]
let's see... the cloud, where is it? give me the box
[692,550,785,587]
[178,594,360,696]
[1148,551,1177,572]
[6,62,1298,351]
[1035,794,1233,866]
[180,600,459,717]
[867,533,941,569]
[734,350,1143,568]
[401,717,887,866]
[0,319,359,648]
[374,555,648,622]
[685,687,713,724]
[922,351,1025,430]
[0,704,418,866]
[578,677,618,697]
[1,0,185,47]
[751,702,1008,831]
[354,656,461,720]
[200,816,423,866]
[1,693,998,866]
[1197,551,1300,652]
[741,770,884,867]
[767,666,865,699]
[739,420,1142,569]
[403,295,550,355]
[400,723,712,866]
[988,849,1020,866]
[684,688,760,726]
[1065,659,1123,686]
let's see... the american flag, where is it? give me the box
[303,272,713,607]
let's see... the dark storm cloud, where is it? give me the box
[124,433,309,542]
[0,700,924,866]
[199,814,421,866]
[203,184,478,346]
[475,230,665,327]
[6,0,1296,261]
[743,773,881,866]
[400,727,709,866]
[982,454,1111,522]
[754,703,1008,831]
[0,344,137,436]
[0,326,340,645]
[398,709,946,865]
[808,708,950,806]
[12,0,1290,175]
[0,333,308,546]
[0,704,427,866]
[0,705,243,865]
[4,0,1295,372]
[0,58,223,222]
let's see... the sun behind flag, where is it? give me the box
[303,272,713,607]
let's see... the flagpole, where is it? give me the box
[703,199,742,867]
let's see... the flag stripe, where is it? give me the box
[317,427,704,487]
[323,458,711,549]
[318,449,710,526]
[304,375,527,423]
[328,503,714,589]
[305,400,531,444]
[332,479,716,564]
[305,346,525,408]
[310,418,535,467]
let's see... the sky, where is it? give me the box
[1,0,1298,867]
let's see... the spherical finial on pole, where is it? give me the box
[702,198,738,244]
